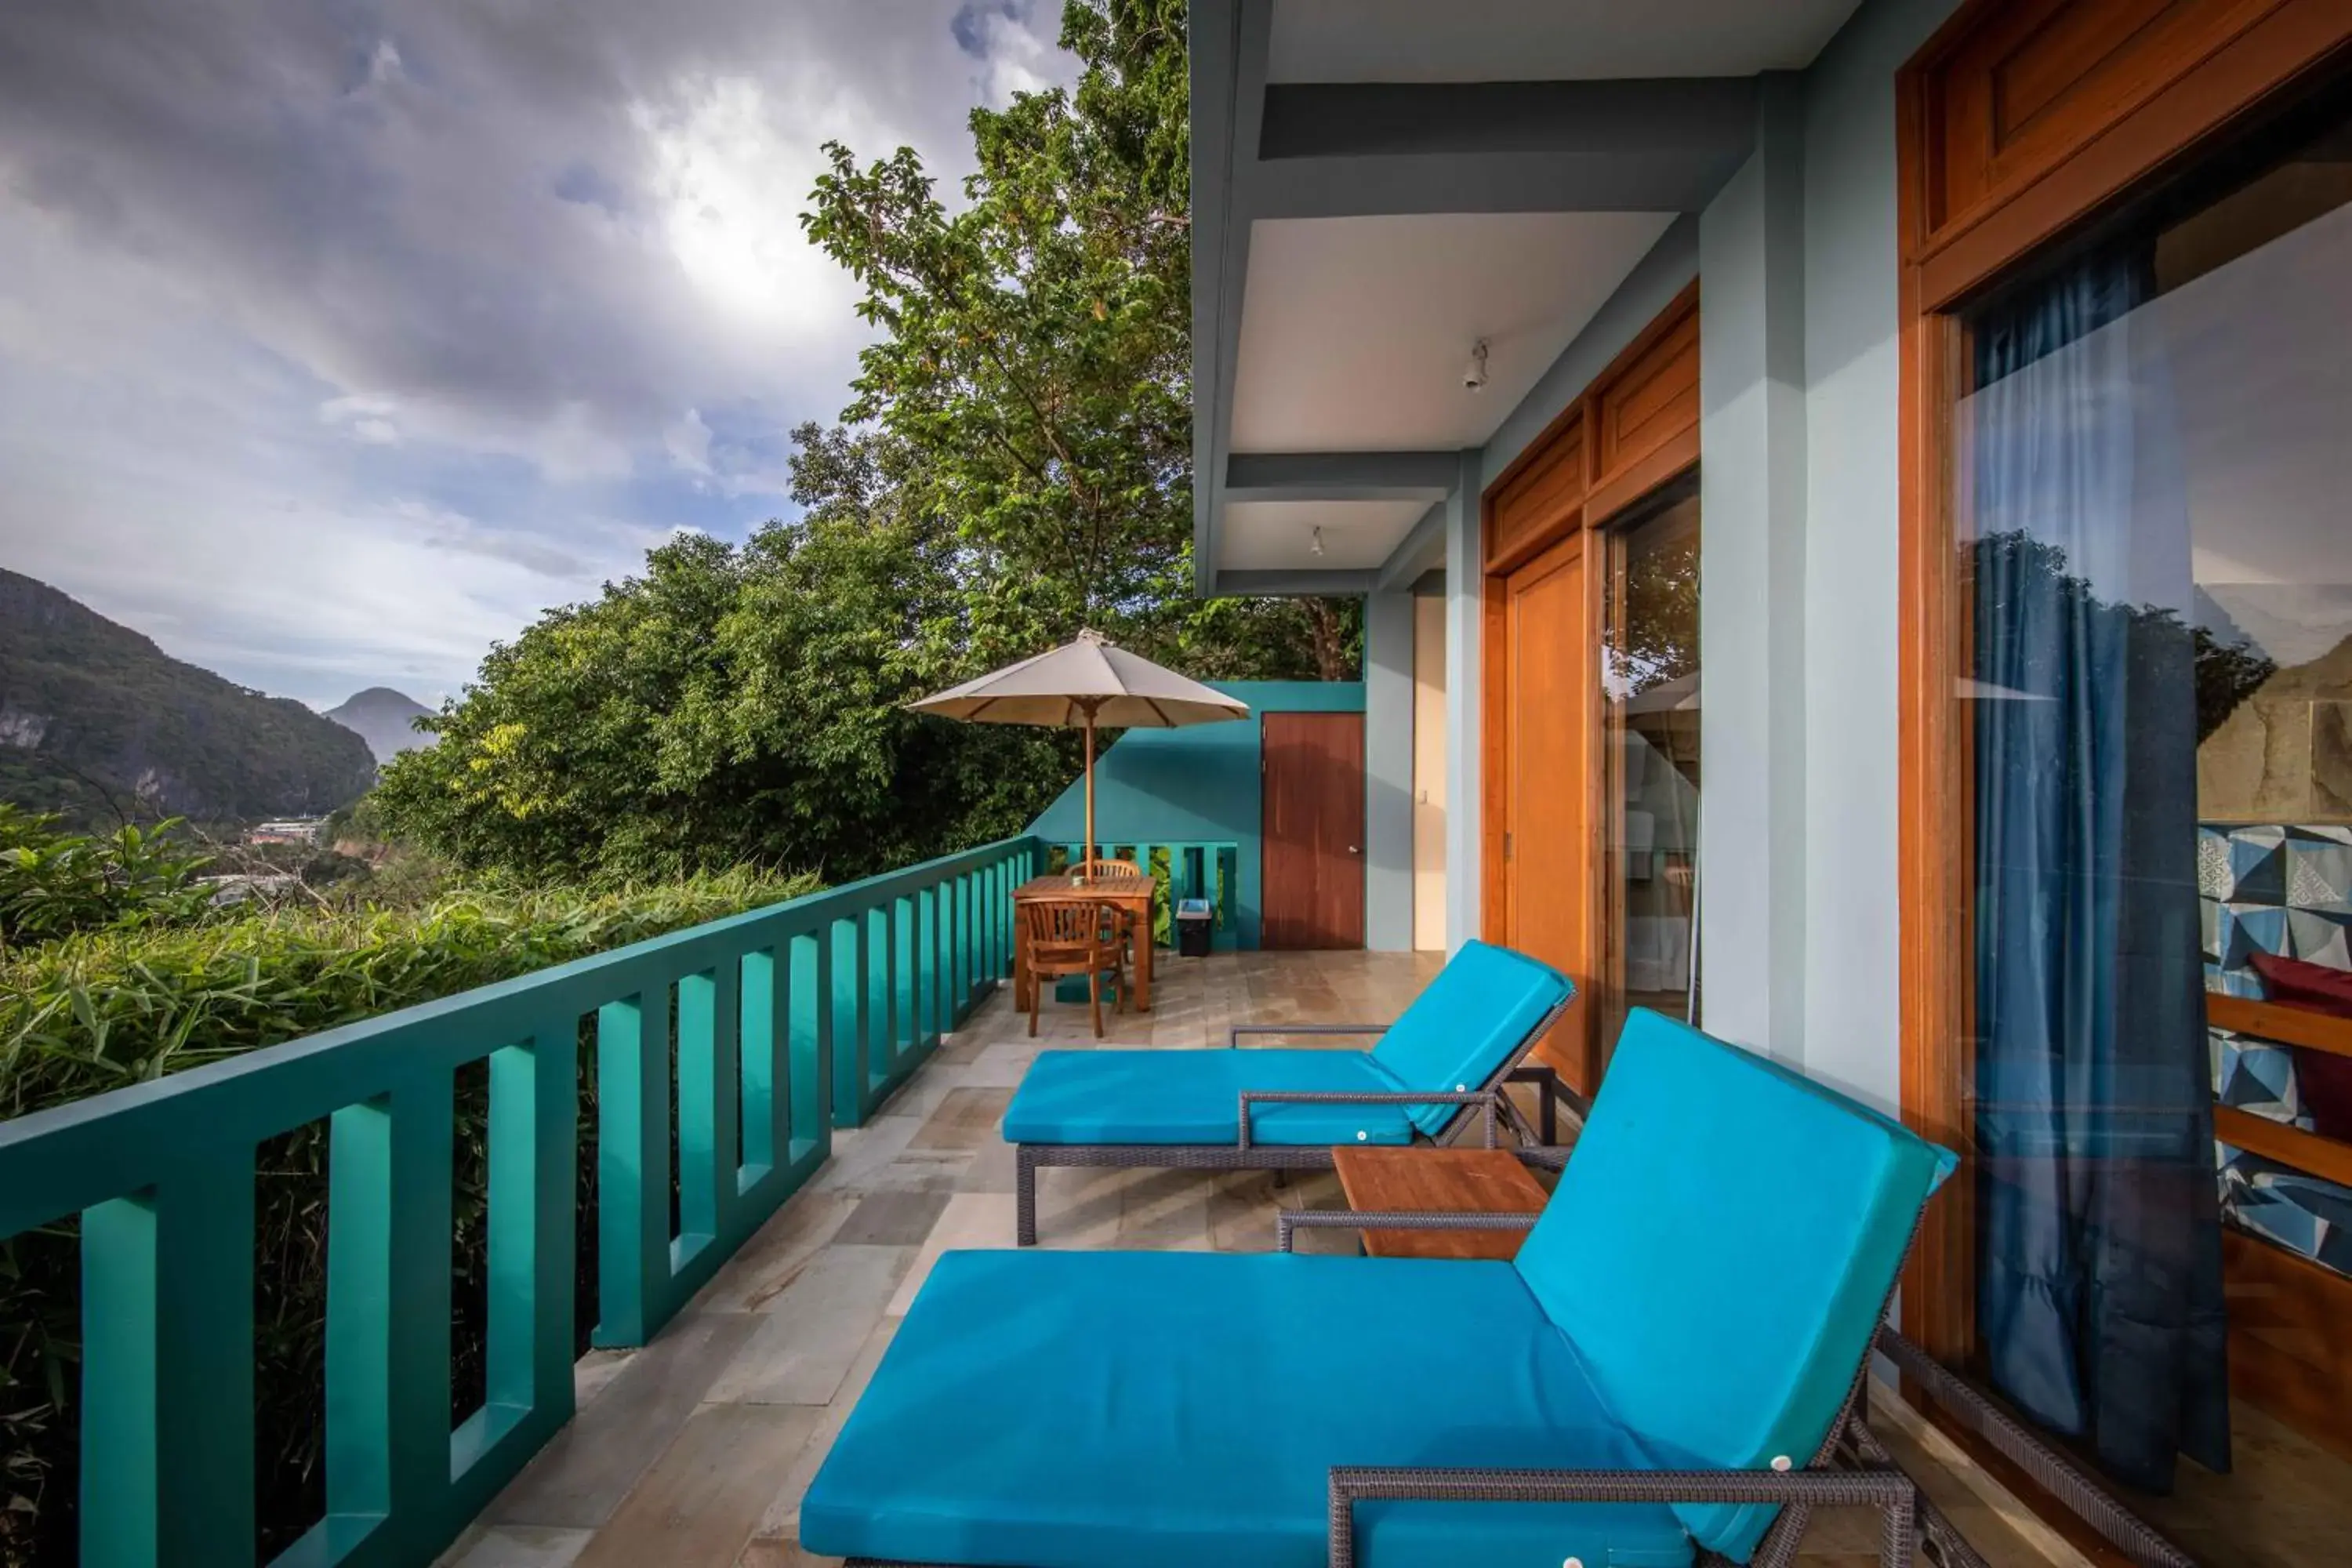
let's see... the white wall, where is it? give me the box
[1786,0,1963,1111]
[1443,448,1485,949]
[1412,588,1450,951]
[1697,75,1811,1068]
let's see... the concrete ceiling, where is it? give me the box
[1267,0,1865,82]
[1230,211,1676,455]
[1218,499,1432,572]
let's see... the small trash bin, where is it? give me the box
[1175,898,1214,958]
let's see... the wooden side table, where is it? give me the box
[1327,1146,1551,1260]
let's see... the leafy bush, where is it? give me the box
[0,807,212,949]
[0,868,818,1564]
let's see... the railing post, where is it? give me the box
[325,1071,453,1548]
[892,895,916,1063]
[927,888,946,1048]
[739,949,779,1177]
[485,1019,578,1454]
[953,872,974,1020]
[80,1159,256,1568]
[594,993,669,1346]
[676,968,732,1258]
[793,928,833,1161]
[833,913,869,1129]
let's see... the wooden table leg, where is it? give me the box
[1133,892,1153,1011]
[1013,921,1031,1011]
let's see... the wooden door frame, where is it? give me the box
[1894,0,2352,1365]
[1481,284,1701,1086]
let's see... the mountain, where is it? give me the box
[0,568,378,826]
[326,686,437,764]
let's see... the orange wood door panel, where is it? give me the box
[1922,0,2281,235]
[1501,534,1594,1090]
[1595,296,1700,485]
[1487,412,1585,572]
[1261,712,1367,949]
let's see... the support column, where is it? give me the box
[1442,448,1485,951]
[1363,590,1415,952]
[1697,74,1809,1062]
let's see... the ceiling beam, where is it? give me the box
[1224,451,1457,503]
[1251,79,1756,219]
[1374,502,1448,594]
[1190,11,1761,597]
[1189,0,1266,597]
[1214,568,1377,598]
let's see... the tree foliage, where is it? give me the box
[372,438,1076,884]
[378,2,1357,884]
[0,807,212,949]
[803,0,1356,673]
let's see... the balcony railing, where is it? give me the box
[0,834,1041,1568]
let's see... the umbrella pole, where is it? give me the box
[1083,706,1097,876]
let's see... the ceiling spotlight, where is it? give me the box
[1463,339,1490,392]
[1311,525,1327,557]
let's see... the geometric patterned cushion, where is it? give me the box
[2200,822,2352,1279]
[2218,1141,2352,1277]
[2211,1028,2315,1129]
[2199,823,2352,996]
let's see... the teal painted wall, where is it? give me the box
[1027,680,1365,949]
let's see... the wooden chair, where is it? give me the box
[1076,857,1149,959]
[1021,898,1129,1038]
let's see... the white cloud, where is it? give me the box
[0,0,1083,702]
[320,394,403,446]
[665,408,714,473]
[631,73,875,341]
[967,7,1061,105]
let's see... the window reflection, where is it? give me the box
[1602,475,1700,1051]
[1955,100,2352,1564]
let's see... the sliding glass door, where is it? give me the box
[1599,472,1700,1051]
[1951,82,2352,1553]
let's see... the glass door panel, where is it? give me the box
[1600,473,1700,1055]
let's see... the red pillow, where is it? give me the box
[2245,950,2352,1141]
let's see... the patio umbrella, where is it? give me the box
[907,630,1248,878]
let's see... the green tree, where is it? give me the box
[371,430,1075,883]
[804,0,1355,676]
[373,2,1360,884]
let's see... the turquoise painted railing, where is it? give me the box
[1044,840,1241,950]
[0,834,1038,1568]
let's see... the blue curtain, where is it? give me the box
[1970,244,2232,1492]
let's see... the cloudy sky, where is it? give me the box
[0,0,1073,708]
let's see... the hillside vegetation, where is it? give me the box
[0,569,377,826]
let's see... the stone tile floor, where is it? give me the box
[438,949,2075,1568]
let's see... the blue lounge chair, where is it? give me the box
[803,1009,1956,1568]
[1000,938,1574,1244]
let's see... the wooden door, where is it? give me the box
[1497,533,1595,1090]
[1261,712,1367,949]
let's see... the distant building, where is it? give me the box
[247,818,326,847]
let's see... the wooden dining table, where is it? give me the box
[1011,874,1155,1014]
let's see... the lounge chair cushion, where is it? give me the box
[1000,1048,1418,1146]
[1368,940,1572,1135]
[801,1249,1694,1568]
[1512,1010,1958,1562]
